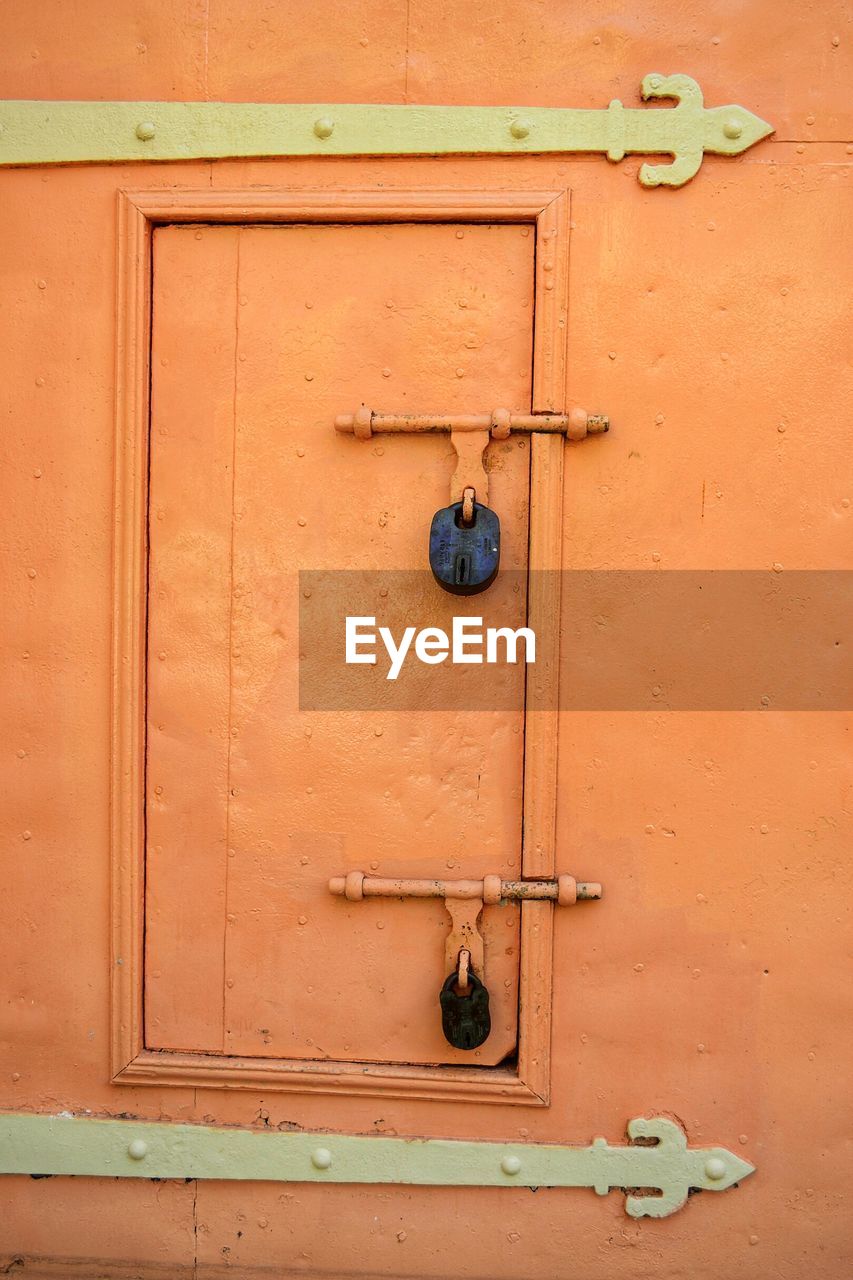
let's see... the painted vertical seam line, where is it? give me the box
[221,228,242,1051]
[140,216,157,1053]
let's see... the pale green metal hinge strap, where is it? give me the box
[0,1112,754,1219]
[0,74,772,188]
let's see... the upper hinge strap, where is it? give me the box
[0,75,773,188]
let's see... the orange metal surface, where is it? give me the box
[0,2,851,1278]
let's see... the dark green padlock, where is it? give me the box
[429,498,500,595]
[439,969,491,1050]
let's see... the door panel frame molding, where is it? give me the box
[112,186,570,1104]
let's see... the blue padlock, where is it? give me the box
[428,498,500,595]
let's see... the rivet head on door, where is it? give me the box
[311,1147,333,1170]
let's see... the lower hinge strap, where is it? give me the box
[0,1111,754,1219]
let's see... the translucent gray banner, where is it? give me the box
[298,571,850,711]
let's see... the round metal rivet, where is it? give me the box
[501,1155,522,1175]
[705,1157,727,1180]
[510,119,531,140]
[723,119,743,140]
[135,122,156,141]
[311,1147,333,1169]
[313,117,335,140]
[128,1138,148,1160]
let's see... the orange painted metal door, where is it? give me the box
[2,2,851,1273]
[145,222,532,1067]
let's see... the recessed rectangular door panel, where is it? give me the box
[145,222,534,1068]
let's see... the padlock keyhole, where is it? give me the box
[454,554,470,586]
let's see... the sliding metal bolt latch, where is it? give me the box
[329,872,602,904]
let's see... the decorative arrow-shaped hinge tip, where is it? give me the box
[698,1147,757,1191]
[705,103,775,156]
[620,1118,756,1218]
[632,73,773,187]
